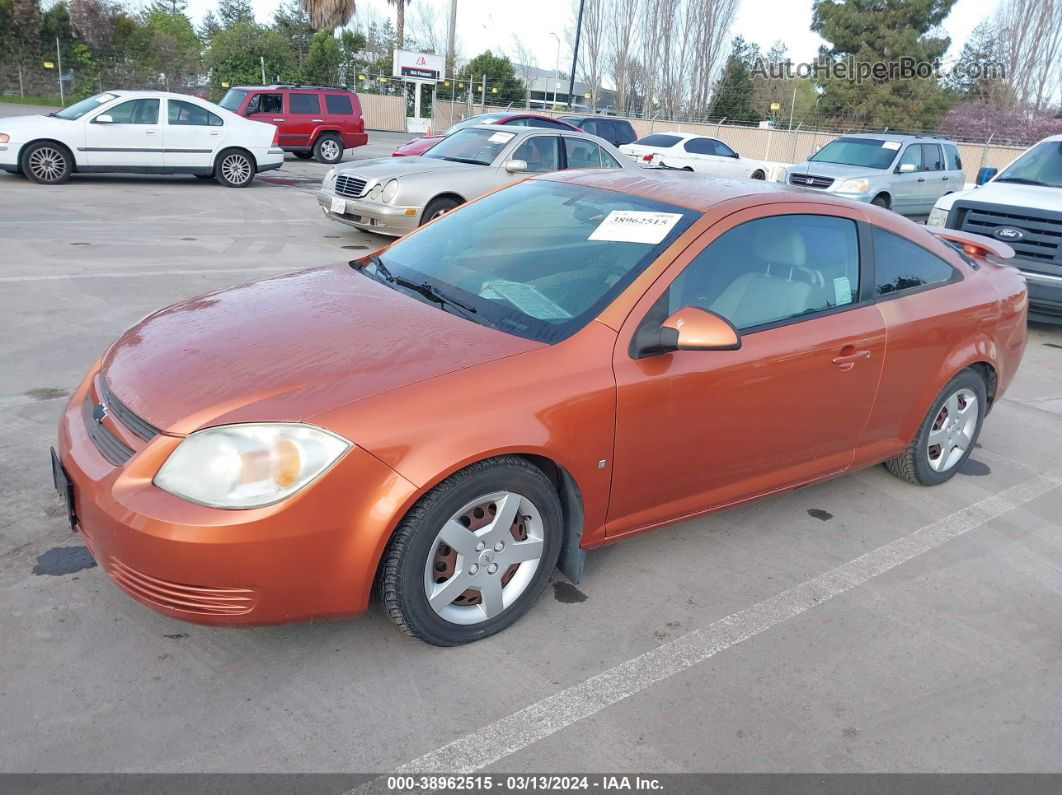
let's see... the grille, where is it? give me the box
[83,395,133,466]
[99,379,160,441]
[108,558,257,616]
[334,174,367,198]
[953,202,1062,266]
[789,173,834,189]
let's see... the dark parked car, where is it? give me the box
[559,116,638,147]
[218,84,368,164]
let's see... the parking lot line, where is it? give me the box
[356,468,1061,784]
[0,267,289,283]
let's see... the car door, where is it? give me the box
[244,91,286,142]
[285,92,323,149]
[163,99,226,171]
[607,208,886,537]
[892,144,926,213]
[919,143,949,212]
[84,97,162,169]
[562,136,624,170]
[494,134,561,188]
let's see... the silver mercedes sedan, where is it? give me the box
[316,123,637,236]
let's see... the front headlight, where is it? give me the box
[154,423,351,509]
[927,207,948,227]
[381,179,399,203]
[834,177,870,193]
[370,183,383,200]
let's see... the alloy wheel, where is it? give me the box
[423,491,545,625]
[221,154,252,185]
[320,139,341,161]
[927,387,978,472]
[28,146,66,182]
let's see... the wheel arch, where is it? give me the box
[215,145,256,170]
[426,191,466,208]
[900,354,1000,447]
[871,191,892,208]
[19,138,80,171]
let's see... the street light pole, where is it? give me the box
[567,0,585,110]
[549,32,561,110]
[446,0,458,79]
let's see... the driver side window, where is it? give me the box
[667,215,861,331]
[511,136,560,172]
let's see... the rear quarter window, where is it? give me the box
[325,94,354,115]
[872,228,957,296]
[945,144,963,170]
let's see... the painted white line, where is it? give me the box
[354,468,1061,788]
[0,267,288,283]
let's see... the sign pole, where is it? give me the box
[56,38,64,105]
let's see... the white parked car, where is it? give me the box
[0,90,284,187]
[619,132,772,180]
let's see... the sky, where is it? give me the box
[184,0,996,76]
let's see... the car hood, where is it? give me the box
[0,114,64,133]
[335,155,475,180]
[100,265,542,436]
[935,181,1062,212]
[788,161,882,180]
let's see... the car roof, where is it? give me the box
[834,132,956,144]
[466,123,595,138]
[232,84,353,92]
[101,90,205,99]
[538,168,820,212]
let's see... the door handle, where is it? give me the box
[145,129,157,135]
[312,119,324,123]
[942,176,949,181]
[272,118,284,122]
[917,177,925,182]
[832,349,871,371]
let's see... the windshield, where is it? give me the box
[370,180,698,343]
[54,93,118,120]
[443,113,507,135]
[995,140,1062,188]
[425,127,518,165]
[809,137,899,169]
[218,89,247,112]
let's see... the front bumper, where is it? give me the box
[316,189,421,237]
[0,142,19,172]
[56,369,418,625]
[1021,267,1062,323]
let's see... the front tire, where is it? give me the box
[22,141,72,184]
[215,149,255,188]
[751,170,765,180]
[885,370,987,486]
[314,134,344,164]
[871,193,891,209]
[378,457,562,646]
[421,196,460,225]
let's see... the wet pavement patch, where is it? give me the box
[163,633,189,640]
[69,242,90,246]
[33,547,97,576]
[807,508,834,521]
[341,245,368,250]
[553,581,588,603]
[961,459,992,476]
[1044,343,1062,350]
[24,387,68,401]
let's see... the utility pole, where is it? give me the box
[446,0,458,81]
[56,38,64,106]
[550,32,561,109]
[566,0,585,111]
[260,56,266,85]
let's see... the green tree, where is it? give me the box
[711,37,760,122]
[812,0,957,130]
[198,10,221,41]
[144,8,202,89]
[458,50,526,106]
[947,19,1010,106]
[303,29,340,85]
[273,0,316,70]
[216,0,254,28]
[205,20,294,96]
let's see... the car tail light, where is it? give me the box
[642,154,653,162]
[271,127,279,146]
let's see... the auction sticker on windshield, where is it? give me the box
[488,132,516,144]
[882,141,901,150]
[589,211,684,244]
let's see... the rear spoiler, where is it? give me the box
[925,226,1015,260]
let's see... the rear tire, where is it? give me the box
[314,134,344,164]
[21,141,72,184]
[214,148,255,188]
[884,370,987,486]
[378,457,562,646]
[421,196,460,225]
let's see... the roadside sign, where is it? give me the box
[770,102,781,110]
[393,49,444,83]
[43,61,54,69]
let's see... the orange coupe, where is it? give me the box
[53,172,1028,645]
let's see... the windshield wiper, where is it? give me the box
[994,176,1050,187]
[359,255,479,319]
[432,156,487,166]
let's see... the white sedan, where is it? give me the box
[0,90,284,187]
[620,132,772,180]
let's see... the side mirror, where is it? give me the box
[976,166,998,186]
[898,163,916,173]
[632,306,741,358]
[732,152,740,159]
[504,159,528,173]
[94,114,113,124]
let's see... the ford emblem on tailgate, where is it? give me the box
[993,227,1024,241]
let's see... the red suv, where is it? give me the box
[219,84,368,164]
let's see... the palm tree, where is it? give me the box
[300,0,357,30]
[386,0,409,49]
